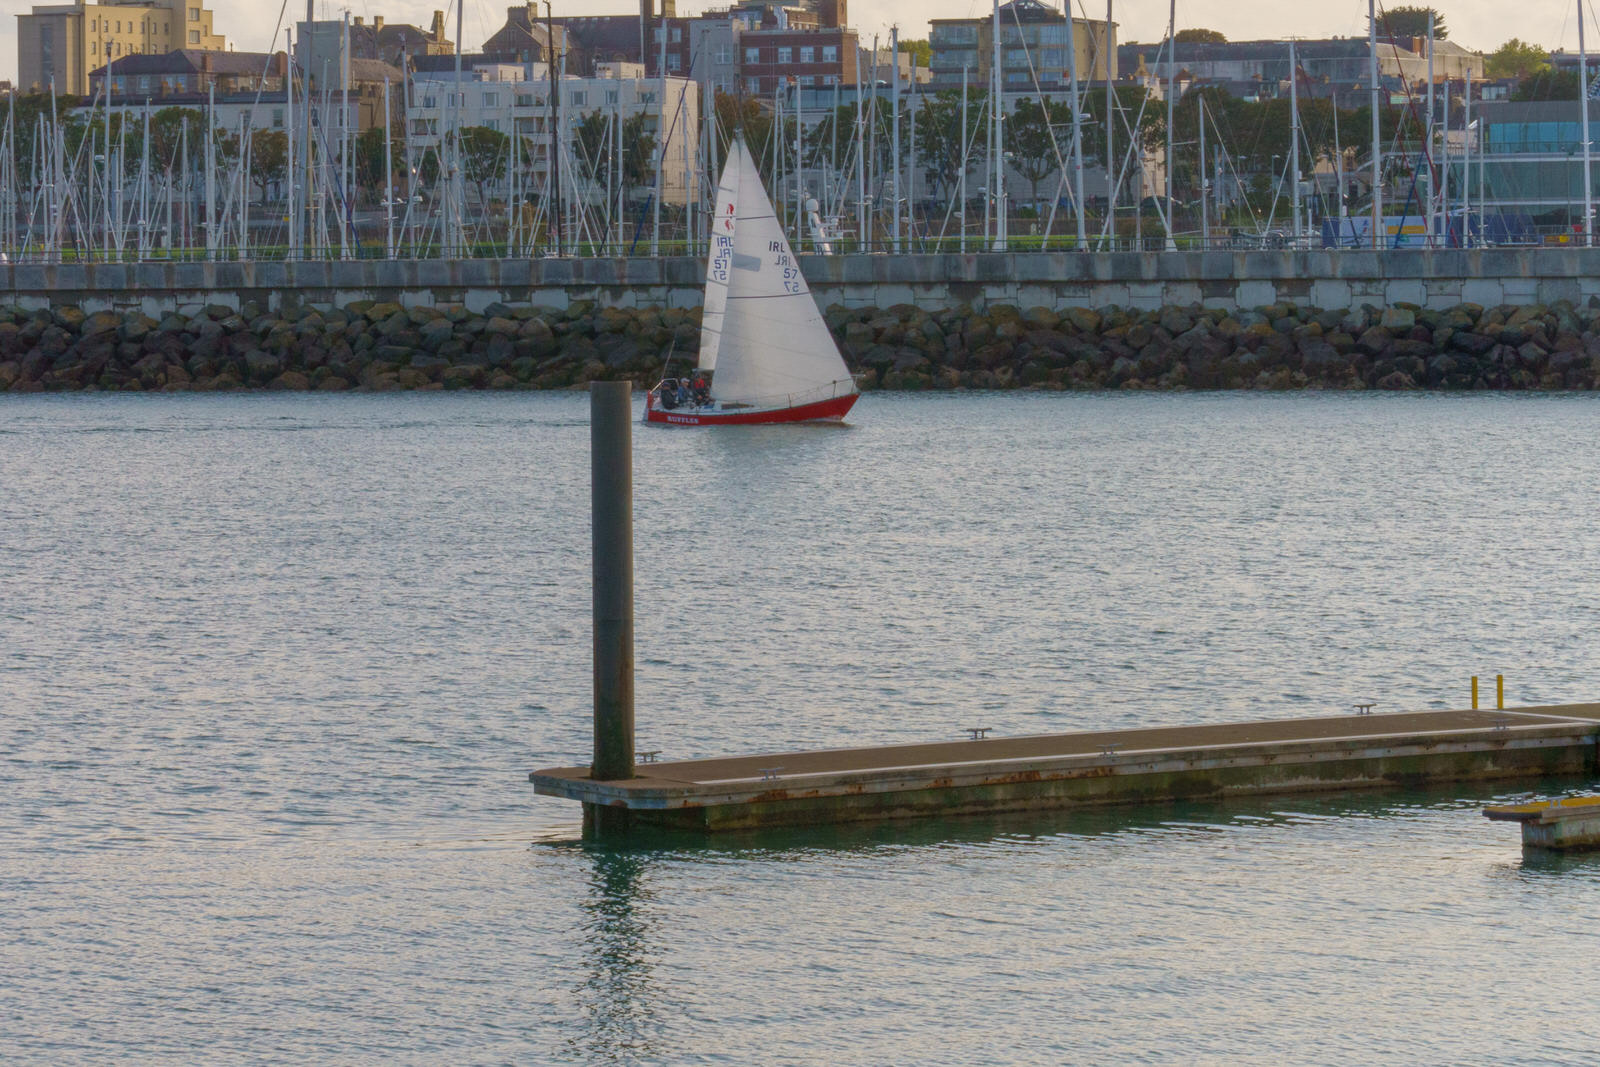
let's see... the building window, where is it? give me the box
[777,47,792,63]
[188,30,199,44]
[746,76,759,91]
[605,89,618,103]
[423,95,437,108]
[799,74,815,86]
[671,27,682,42]
[822,45,837,62]
[745,47,760,64]
[800,46,814,63]
[189,7,200,21]
[667,53,681,71]
[714,45,732,64]
[483,91,498,106]
[273,108,283,127]
[485,119,499,131]
[569,91,585,105]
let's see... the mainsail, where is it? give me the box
[698,150,739,373]
[709,138,855,408]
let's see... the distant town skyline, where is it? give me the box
[0,0,1590,87]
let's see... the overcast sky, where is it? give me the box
[0,0,1592,86]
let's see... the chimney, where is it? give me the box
[374,16,384,30]
[354,15,363,25]
[432,10,446,41]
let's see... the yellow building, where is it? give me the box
[18,0,226,95]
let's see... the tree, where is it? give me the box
[1174,29,1226,44]
[714,93,777,186]
[354,123,408,205]
[1486,38,1551,80]
[458,125,509,208]
[910,89,988,206]
[572,110,655,203]
[1372,5,1446,41]
[1080,85,1165,174]
[1005,97,1071,208]
[248,130,287,201]
[148,107,204,171]
[898,39,932,67]
[1511,68,1581,102]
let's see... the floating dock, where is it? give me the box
[531,703,1600,833]
[1484,793,1600,850]
[545,386,1598,837]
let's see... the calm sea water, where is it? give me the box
[4,391,1600,1064]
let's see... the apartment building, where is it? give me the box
[406,59,700,205]
[929,0,1116,92]
[18,0,225,95]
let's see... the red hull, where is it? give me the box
[644,392,858,426]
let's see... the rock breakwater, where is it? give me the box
[4,297,1600,393]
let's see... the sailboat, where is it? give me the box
[644,135,859,426]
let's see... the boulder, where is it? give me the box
[269,370,312,390]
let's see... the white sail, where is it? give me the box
[710,139,855,408]
[698,150,740,373]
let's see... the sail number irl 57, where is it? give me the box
[770,242,802,294]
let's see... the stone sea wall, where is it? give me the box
[4,297,1600,393]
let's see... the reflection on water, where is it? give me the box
[572,848,660,1063]
[8,393,1600,1063]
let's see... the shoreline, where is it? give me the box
[3,297,1597,394]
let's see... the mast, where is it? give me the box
[653,11,666,255]
[103,44,113,258]
[1464,68,1474,244]
[1368,0,1380,248]
[795,78,805,246]
[960,67,968,253]
[855,49,866,245]
[205,84,216,260]
[1104,0,1115,247]
[908,54,918,248]
[1198,94,1208,247]
[1582,0,1594,246]
[1164,0,1175,248]
[385,78,395,259]
[304,0,315,256]
[452,0,465,257]
[991,0,1005,250]
[1290,39,1300,244]
[1334,92,1345,221]
[342,10,352,260]
[238,114,249,259]
[287,27,298,259]
[1439,77,1449,241]
[891,26,901,252]
[1066,2,1085,247]
[546,0,563,255]
[1425,11,1435,230]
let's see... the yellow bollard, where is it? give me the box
[1498,674,1505,710]
[1472,676,1479,710]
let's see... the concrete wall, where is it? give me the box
[4,249,1598,315]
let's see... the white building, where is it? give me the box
[406,62,700,206]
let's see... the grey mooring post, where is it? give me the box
[587,381,635,837]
